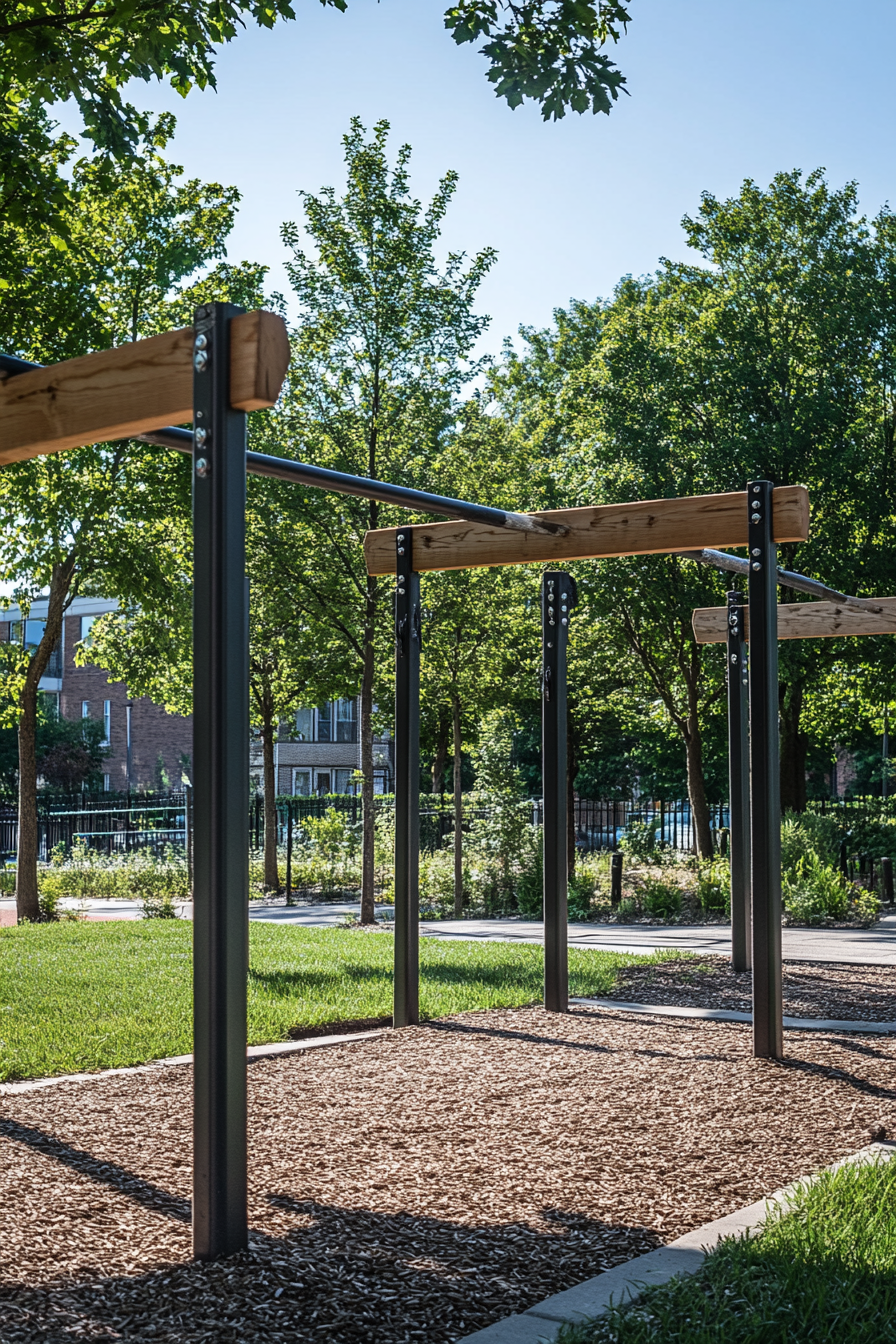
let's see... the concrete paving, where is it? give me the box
[2,898,895,965]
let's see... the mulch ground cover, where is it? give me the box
[1,1006,894,1343]
[609,958,896,1023]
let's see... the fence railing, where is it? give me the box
[10,788,893,866]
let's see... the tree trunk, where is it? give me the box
[453,692,463,917]
[359,584,376,924]
[261,708,279,891]
[431,714,450,795]
[683,695,714,858]
[779,679,807,813]
[16,558,75,922]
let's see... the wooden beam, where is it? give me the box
[0,310,290,467]
[363,486,810,576]
[693,598,896,643]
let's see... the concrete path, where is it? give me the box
[2,897,895,965]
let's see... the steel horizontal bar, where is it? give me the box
[0,354,561,536]
[679,547,887,615]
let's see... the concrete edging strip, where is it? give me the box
[457,1142,896,1344]
[0,1029,386,1095]
[572,996,896,1034]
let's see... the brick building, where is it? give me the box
[0,596,192,791]
[249,699,393,797]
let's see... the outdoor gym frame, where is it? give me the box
[1,304,809,1261]
[690,539,896,1060]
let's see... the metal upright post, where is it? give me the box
[394,528,421,1028]
[726,591,751,973]
[747,480,783,1060]
[542,571,577,1012]
[191,302,250,1259]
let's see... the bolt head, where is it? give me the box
[752,561,761,570]
[751,548,760,556]
[751,513,761,523]
[752,485,760,493]
[561,617,568,625]
[397,547,405,556]
[397,534,405,542]
[731,653,738,662]
[195,458,209,478]
[193,350,208,372]
[194,427,207,448]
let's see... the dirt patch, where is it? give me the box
[1,1006,894,1342]
[609,957,896,1022]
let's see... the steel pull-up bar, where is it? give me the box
[679,547,885,614]
[0,353,565,538]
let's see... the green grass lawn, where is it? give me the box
[0,920,684,1082]
[558,1154,896,1344]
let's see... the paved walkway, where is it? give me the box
[2,898,895,964]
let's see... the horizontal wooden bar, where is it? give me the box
[693,597,896,643]
[0,311,289,466]
[364,486,810,576]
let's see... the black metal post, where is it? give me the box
[610,852,623,907]
[185,781,193,897]
[542,571,577,1012]
[191,302,249,1259]
[883,856,894,903]
[727,590,751,973]
[285,803,293,906]
[747,480,783,1060]
[394,528,421,1028]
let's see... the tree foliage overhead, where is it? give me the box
[1,0,632,228]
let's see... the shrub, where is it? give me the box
[620,820,659,863]
[638,873,682,919]
[695,857,730,913]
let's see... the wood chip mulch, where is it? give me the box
[610,958,896,1022]
[1,1007,895,1342]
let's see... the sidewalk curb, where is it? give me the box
[0,1029,386,1095]
[456,1142,896,1344]
[572,996,896,1034]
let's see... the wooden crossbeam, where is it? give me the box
[363,486,809,575]
[0,311,290,467]
[693,597,896,643]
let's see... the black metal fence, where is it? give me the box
[0,790,187,862]
[9,788,892,868]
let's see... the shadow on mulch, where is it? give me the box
[0,1120,659,1344]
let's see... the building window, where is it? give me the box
[102,700,110,744]
[335,698,357,743]
[373,770,391,795]
[81,700,90,719]
[292,770,311,796]
[80,616,96,646]
[317,703,332,742]
[334,769,356,795]
[315,771,331,795]
[294,708,314,741]
[103,773,111,792]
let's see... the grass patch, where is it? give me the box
[0,921,687,1082]
[558,1153,896,1344]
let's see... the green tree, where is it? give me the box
[0,120,262,920]
[1,0,633,230]
[252,118,495,922]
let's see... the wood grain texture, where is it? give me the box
[363,486,810,576]
[693,598,896,644]
[0,310,290,466]
[230,310,290,411]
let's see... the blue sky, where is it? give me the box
[102,1,896,354]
